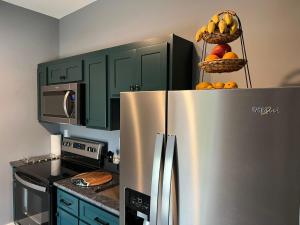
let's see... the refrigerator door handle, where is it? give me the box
[149,133,165,225]
[161,135,176,225]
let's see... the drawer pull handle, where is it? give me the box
[60,199,72,207]
[94,217,109,225]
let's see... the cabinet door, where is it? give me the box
[109,49,137,98]
[85,54,107,129]
[57,209,78,225]
[48,59,83,84]
[136,43,168,91]
[37,65,47,121]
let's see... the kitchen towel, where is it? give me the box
[51,160,61,176]
[51,134,61,156]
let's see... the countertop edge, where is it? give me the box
[54,182,120,216]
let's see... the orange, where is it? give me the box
[212,82,225,89]
[222,52,238,59]
[224,81,238,89]
[196,82,212,90]
[205,54,219,62]
[206,85,215,90]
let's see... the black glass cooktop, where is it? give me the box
[15,158,99,185]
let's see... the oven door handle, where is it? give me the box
[63,90,71,118]
[15,173,47,193]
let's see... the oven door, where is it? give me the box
[41,83,82,125]
[14,172,49,225]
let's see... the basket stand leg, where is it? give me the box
[200,41,208,82]
[239,30,252,88]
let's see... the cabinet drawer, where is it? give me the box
[57,189,79,217]
[57,208,78,225]
[80,201,119,225]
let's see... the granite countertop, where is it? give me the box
[10,159,27,168]
[54,174,120,216]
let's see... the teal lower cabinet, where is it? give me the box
[57,189,79,217]
[80,201,119,225]
[57,208,78,225]
[57,189,119,225]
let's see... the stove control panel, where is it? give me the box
[62,137,107,160]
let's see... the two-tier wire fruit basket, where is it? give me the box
[196,10,252,89]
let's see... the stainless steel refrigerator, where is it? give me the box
[120,88,300,225]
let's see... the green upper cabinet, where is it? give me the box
[109,49,137,98]
[48,59,83,84]
[136,43,168,91]
[108,42,169,97]
[37,64,47,121]
[84,54,107,129]
[38,34,192,130]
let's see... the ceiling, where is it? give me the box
[3,0,97,19]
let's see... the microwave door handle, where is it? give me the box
[15,173,47,193]
[63,90,71,118]
[150,133,164,225]
[161,135,176,225]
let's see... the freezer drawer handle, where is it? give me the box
[149,133,164,225]
[15,173,47,193]
[161,135,176,225]
[94,217,109,225]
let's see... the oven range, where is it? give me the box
[12,137,118,225]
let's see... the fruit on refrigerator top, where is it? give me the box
[211,44,231,58]
[222,52,239,59]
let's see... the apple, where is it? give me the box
[211,44,232,58]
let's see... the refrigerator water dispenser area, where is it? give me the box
[125,188,150,225]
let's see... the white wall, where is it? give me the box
[59,0,300,88]
[0,1,59,224]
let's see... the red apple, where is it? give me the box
[211,44,232,58]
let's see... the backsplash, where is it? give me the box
[59,124,120,153]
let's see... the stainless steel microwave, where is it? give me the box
[41,83,83,125]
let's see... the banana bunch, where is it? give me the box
[195,12,239,42]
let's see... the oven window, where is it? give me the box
[14,173,49,225]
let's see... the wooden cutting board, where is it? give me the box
[71,171,113,187]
